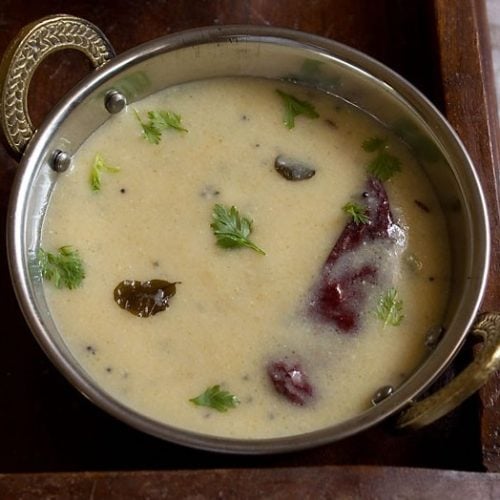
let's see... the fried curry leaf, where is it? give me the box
[211,204,266,255]
[114,279,179,317]
[189,385,240,412]
[376,288,404,326]
[274,155,316,181]
[276,89,319,129]
[38,246,85,289]
[90,153,120,192]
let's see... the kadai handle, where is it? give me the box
[0,14,115,156]
[397,312,500,429]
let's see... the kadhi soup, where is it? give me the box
[39,76,450,439]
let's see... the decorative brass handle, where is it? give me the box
[397,312,500,429]
[0,14,115,156]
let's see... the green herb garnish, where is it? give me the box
[150,110,187,132]
[134,109,187,144]
[362,136,402,181]
[368,152,402,181]
[276,89,319,129]
[138,116,161,144]
[362,136,386,152]
[90,153,120,192]
[376,288,404,326]
[211,204,266,255]
[189,385,240,412]
[38,246,85,289]
[342,202,369,225]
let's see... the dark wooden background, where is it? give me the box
[0,0,499,488]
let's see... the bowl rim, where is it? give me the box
[7,24,491,454]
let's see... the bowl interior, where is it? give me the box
[8,26,489,453]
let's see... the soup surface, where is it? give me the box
[41,77,450,438]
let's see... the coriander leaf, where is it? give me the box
[367,151,402,181]
[189,385,240,412]
[90,162,102,192]
[211,204,266,255]
[38,246,85,289]
[134,108,187,144]
[362,136,386,152]
[143,121,162,144]
[376,288,404,326]
[362,137,402,181]
[90,153,120,192]
[148,110,188,132]
[276,89,319,129]
[134,109,161,144]
[342,201,369,224]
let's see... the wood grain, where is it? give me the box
[432,0,500,472]
[0,0,497,480]
[0,466,499,499]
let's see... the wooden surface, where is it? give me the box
[431,0,500,472]
[487,0,500,112]
[0,0,498,484]
[0,466,499,499]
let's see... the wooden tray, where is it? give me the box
[0,0,498,489]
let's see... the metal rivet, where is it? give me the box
[371,385,394,406]
[105,90,127,114]
[51,150,71,172]
[425,325,445,349]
